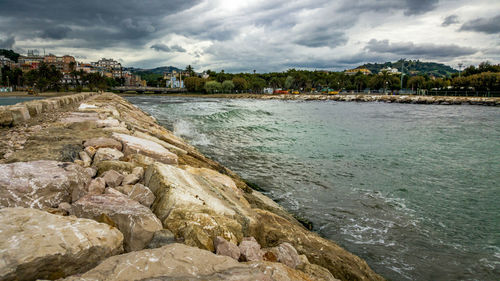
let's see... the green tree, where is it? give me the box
[204,81,222,94]
[407,76,425,90]
[222,80,235,93]
[284,76,294,89]
[185,65,195,77]
[232,77,248,92]
[249,77,266,93]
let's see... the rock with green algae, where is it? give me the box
[0,207,123,281]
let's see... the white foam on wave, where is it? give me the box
[173,119,212,146]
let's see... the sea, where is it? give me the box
[127,96,500,281]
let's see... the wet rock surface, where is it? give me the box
[0,207,123,281]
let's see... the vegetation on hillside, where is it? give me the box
[359,60,457,78]
[0,49,20,62]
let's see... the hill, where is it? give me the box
[0,49,20,63]
[358,60,458,77]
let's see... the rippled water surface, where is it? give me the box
[127,96,500,281]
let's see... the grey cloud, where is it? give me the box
[338,0,438,16]
[460,14,500,34]
[39,26,72,40]
[404,0,438,15]
[365,39,477,58]
[294,28,348,48]
[0,35,15,49]
[151,43,186,52]
[442,15,459,27]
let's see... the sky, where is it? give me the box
[0,0,499,72]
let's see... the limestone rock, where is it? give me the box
[72,194,163,251]
[246,261,316,281]
[264,243,301,269]
[214,236,241,260]
[133,130,188,155]
[10,105,30,125]
[132,166,144,179]
[0,160,90,209]
[79,151,92,167]
[144,163,255,251]
[58,202,72,214]
[146,229,177,249]
[297,262,339,281]
[61,244,286,281]
[102,170,124,188]
[239,237,263,262]
[96,160,136,176]
[88,177,106,195]
[112,133,178,165]
[105,187,127,197]
[93,148,124,165]
[122,173,140,185]
[0,207,123,281]
[96,118,120,128]
[84,167,97,178]
[84,137,123,151]
[84,146,97,158]
[115,183,155,208]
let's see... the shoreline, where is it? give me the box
[0,92,383,280]
[123,92,500,106]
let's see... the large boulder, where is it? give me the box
[112,133,178,165]
[93,148,124,165]
[84,137,123,151]
[0,207,123,281]
[144,163,255,251]
[114,183,155,208]
[63,244,313,281]
[72,194,163,251]
[0,161,91,209]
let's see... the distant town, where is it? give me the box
[1,49,499,97]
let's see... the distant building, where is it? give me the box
[380,67,400,75]
[43,54,76,74]
[0,56,14,68]
[92,58,122,78]
[76,62,96,74]
[164,70,185,88]
[18,53,44,72]
[345,68,372,75]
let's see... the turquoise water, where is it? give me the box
[127,96,500,281]
[0,97,43,106]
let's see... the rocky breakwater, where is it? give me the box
[257,93,500,106]
[0,92,383,280]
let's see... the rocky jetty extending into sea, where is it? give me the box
[165,93,500,106]
[0,92,384,281]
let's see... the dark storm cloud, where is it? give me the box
[294,28,348,48]
[338,0,439,16]
[39,26,72,40]
[0,0,200,48]
[151,43,186,53]
[442,15,459,27]
[365,39,477,58]
[460,14,500,34]
[0,36,15,49]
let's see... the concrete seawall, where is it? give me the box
[0,93,384,281]
[0,92,98,127]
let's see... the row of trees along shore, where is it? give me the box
[184,62,500,94]
[0,62,123,92]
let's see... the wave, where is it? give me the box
[200,108,273,123]
[173,119,211,146]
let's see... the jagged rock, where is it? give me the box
[146,229,177,249]
[93,148,124,165]
[71,193,162,251]
[58,202,72,214]
[144,163,255,251]
[122,153,156,168]
[0,207,123,281]
[0,160,90,209]
[115,183,155,208]
[112,133,178,165]
[132,166,144,179]
[10,105,30,125]
[62,243,313,281]
[96,160,136,176]
[79,151,92,167]
[250,209,384,281]
[214,236,241,260]
[102,170,124,188]
[84,167,97,178]
[297,262,339,281]
[105,187,127,197]
[239,237,263,262]
[122,173,140,185]
[88,177,106,195]
[84,137,123,151]
[84,146,97,158]
[96,118,120,128]
[133,130,188,155]
[264,243,301,269]
[0,107,13,126]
